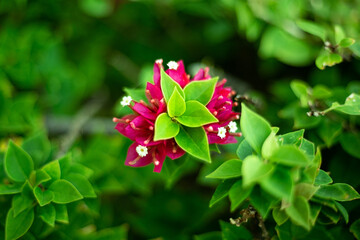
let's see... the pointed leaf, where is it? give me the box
[260,167,293,202]
[34,187,54,206]
[323,93,360,115]
[12,182,34,217]
[229,179,253,212]
[39,204,56,227]
[285,196,311,231]
[242,155,273,187]
[175,126,210,162]
[184,77,218,105]
[64,173,96,198]
[350,218,360,239]
[176,100,218,127]
[236,139,253,160]
[272,207,289,226]
[297,20,326,42]
[48,179,83,204]
[42,160,61,181]
[160,68,184,103]
[240,103,271,153]
[314,170,333,186]
[206,159,242,179]
[0,184,22,195]
[154,113,180,141]
[55,204,69,224]
[209,179,236,207]
[268,145,310,167]
[168,88,186,117]
[5,208,34,240]
[5,140,34,182]
[314,183,360,201]
[339,38,355,48]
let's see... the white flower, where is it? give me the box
[217,127,227,139]
[155,59,163,65]
[136,145,148,157]
[167,61,179,70]
[120,96,132,106]
[228,121,238,133]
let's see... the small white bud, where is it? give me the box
[167,61,179,70]
[155,59,163,65]
[120,96,132,107]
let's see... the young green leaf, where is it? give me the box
[168,88,186,117]
[206,159,242,179]
[5,140,34,182]
[262,130,279,159]
[299,138,315,161]
[48,179,83,204]
[242,155,274,187]
[314,183,360,201]
[268,145,310,167]
[0,184,22,195]
[323,93,360,115]
[334,202,349,224]
[260,167,294,202]
[272,207,289,226]
[21,131,51,168]
[285,196,311,231]
[290,80,309,106]
[296,20,326,42]
[334,25,346,44]
[317,119,342,147]
[12,182,34,217]
[278,129,304,146]
[183,77,218,105]
[42,160,61,181]
[209,179,237,208]
[5,208,34,240]
[314,170,333,186]
[312,85,332,99]
[174,126,210,162]
[339,38,355,48]
[34,187,54,206]
[315,52,342,70]
[249,187,274,218]
[160,68,184,103]
[154,113,180,141]
[34,169,51,186]
[176,100,218,127]
[64,173,96,198]
[39,204,56,227]
[229,180,253,212]
[240,103,271,154]
[294,183,319,200]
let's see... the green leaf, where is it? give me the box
[160,68,184,103]
[39,204,56,227]
[209,179,236,208]
[209,144,221,153]
[229,180,253,212]
[299,138,315,161]
[296,20,326,42]
[12,182,34,217]
[350,218,360,239]
[269,145,310,167]
[42,160,61,181]
[33,187,54,206]
[278,129,304,146]
[316,52,342,70]
[154,113,180,141]
[5,208,34,240]
[34,169,51,186]
[334,25,346,44]
[0,184,22,195]
[272,207,289,226]
[236,139,253,160]
[183,77,218,105]
[175,126,210,162]
[285,196,311,231]
[48,179,83,204]
[55,204,69,224]
[64,173,96,198]
[249,186,274,218]
[294,183,319,200]
[21,131,51,168]
[168,88,186,117]
[334,202,349,224]
[242,155,273,187]
[314,183,360,201]
[312,85,332,99]
[339,38,355,48]
[240,103,271,153]
[176,100,218,127]
[317,119,342,147]
[123,87,145,102]
[5,140,34,182]
[260,167,293,202]
[314,170,333,186]
[290,80,309,106]
[220,220,252,240]
[340,132,360,158]
[349,41,360,57]
[323,93,360,115]
[206,159,242,179]
[262,130,279,159]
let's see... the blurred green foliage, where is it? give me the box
[0,0,360,239]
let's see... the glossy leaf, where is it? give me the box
[236,139,253,160]
[34,169,51,186]
[55,204,69,224]
[316,52,342,70]
[272,207,289,226]
[242,155,273,187]
[229,180,253,212]
[0,184,22,195]
[12,182,34,217]
[209,179,236,208]
[5,208,34,240]
[285,196,311,231]
[314,170,333,186]
[262,130,279,159]
[183,77,218,105]
[34,187,54,206]
[39,204,56,227]
[176,100,218,127]
[339,38,355,48]
[297,20,326,42]
[168,88,186,117]
[299,138,315,161]
[160,68,184,103]
[42,160,61,181]
[334,202,349,224]
[154,113,180,141]
[294,183,319,200]
[318,119,342,147]
[5,140,34,182]
[206,159,242,179]
[64,173,96,198]
[314,183,360,201]
[240,103,271,153]
[269,145,309,167]
[323,93,360,115]
[278,129,304,146]
[260,167,293,202]
[175,126,210,162]
[48,179,83,204]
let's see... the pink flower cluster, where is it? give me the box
[113,60,240,172]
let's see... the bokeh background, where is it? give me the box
[1,0,360,239]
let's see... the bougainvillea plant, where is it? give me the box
[113,60,241,172]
